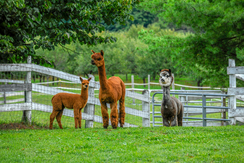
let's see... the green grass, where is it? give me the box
[0,126,244,162]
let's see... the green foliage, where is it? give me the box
[36,30,148,76]
[139,0,244,87]
[138,26,191,80]
[0,126,244,162]
[104,7,158,31]
[0,0,139,63]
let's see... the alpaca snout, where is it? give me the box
[161,78,165,82]
[91,60,95,65]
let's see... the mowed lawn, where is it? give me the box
[0,126,244,162]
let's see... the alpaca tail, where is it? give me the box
[121,80,125,98]
[119,79,126,127]
[51,95,56,103]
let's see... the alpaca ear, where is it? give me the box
[168,69,172,76]
[100,50,104,56]
[171,76,174,85]
[88,77,92,81]
[91,50,95,53]
[159,69,162,72]
[80,77,83,82]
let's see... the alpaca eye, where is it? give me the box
[97,58,101,61]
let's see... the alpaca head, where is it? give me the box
[91,50,104,67]
[159,69,174,87]
[80,77,92,89]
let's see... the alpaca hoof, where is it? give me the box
[112,127,117,129]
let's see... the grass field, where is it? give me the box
[1,72,244,162]
[0,125,244,162]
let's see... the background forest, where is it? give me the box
[35,8,194,86]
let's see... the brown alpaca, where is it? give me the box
[91,50,126,129]
[49,77,91,129]
[159,69,184,127]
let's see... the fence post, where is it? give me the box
[180,87,187,126]
[131,75,135,104]
[84,74,95,128]
[221,95,227,126]
[142,90,150,127]
[228,59,236,125]
[22,56,32,125]
[47,75,49,86]
[148,74,150,90]
[3,82,6,104]
[202,95,207,127]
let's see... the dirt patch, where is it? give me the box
[0,122,49,130]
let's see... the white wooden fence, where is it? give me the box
[227,59,244,124]
[0,57,150,128]
[1,57,243,127]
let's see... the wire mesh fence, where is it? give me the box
[0,71,27,124]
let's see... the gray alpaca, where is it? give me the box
[159,69,184,126]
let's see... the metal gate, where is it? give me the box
[151,92,231,127]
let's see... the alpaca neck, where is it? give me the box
[162,86,171,104]
[81,88,88,101]
[98,64,109,90]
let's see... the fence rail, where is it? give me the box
[0,58,150,128]
[227,59,244,125]
[1,58,244,127]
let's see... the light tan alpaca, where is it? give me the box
[49,77,91,129]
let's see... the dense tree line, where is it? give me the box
[36,25,188,85]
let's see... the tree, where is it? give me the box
[104,7,158,31]
[74,31,147,77]
[0,0,139,63]
[139,0,244,87]
[36,29,148,77]
[138,26,188,81]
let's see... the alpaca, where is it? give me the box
[159,69,184,126]
[49,77,92,129]
[91,50,126,129]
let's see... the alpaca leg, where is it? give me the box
[163,117,170,127]
[74,109,79,129]
[171,116,178,127]
[50,110,59,129]
[101,102,109,129]
[78,109,82,128]
[178,105,184,126]
[119,98,125,127]
[56,110,64,129]
[110,102,118,129]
